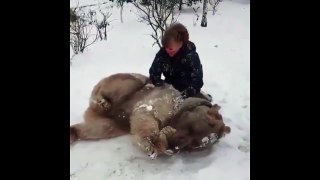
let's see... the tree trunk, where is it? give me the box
[104,27,107,41]
[98,29,103,40]
[201,0,208,27]
[120,5,124,23]
[179,0,183,10]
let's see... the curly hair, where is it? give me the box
[161,23,189,48]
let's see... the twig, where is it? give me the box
[72,2,110,9]
[131,1,178,48]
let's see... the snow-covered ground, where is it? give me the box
[70,0,250,179]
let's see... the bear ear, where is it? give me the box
[212,104,221,111]
[217,125,231,138]
[224,126,231,134]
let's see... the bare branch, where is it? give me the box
[192,6,200,26]
[210,0,223,15]
[72,2,110,9]
[131,0,179,48]
[70,7,100,55]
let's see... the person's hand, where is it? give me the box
[154,80,165,87]
[181,86,196,98]
[181,91,188,99]
[145,83,155,88]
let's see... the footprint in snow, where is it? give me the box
[238,143,250,153]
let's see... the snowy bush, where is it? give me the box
[70,7,99,55]
[70,3,113,58]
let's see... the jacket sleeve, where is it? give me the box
[182,52,204,97]
[149,53,164,86]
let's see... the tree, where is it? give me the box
[201,0,208,27]
[132,0,180,48]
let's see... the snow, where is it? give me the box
[140,104,153,111]
[70,0,250,180]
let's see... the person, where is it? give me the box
[149,23,212,101]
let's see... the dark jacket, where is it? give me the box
[149,41,204,97]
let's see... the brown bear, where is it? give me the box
[70,73,231,159]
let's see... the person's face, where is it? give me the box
[165,40,183,57]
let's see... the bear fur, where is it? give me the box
[70,73,231,159]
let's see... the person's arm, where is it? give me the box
[149,53,165,86]
[182,52,204,97]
